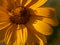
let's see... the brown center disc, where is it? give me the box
[9,6,31,24]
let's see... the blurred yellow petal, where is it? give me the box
[33,20,53,35]
[13,25,28,45]
[0,0,8,9]
[4,25,13,44]
[14,29,22,45]
[0,25,11,43]
[39,39,44,45]
[27,18,53,35]
[6,32,13,45]
[0,7,10,30]
[35,34,47,45]
[0,24,11,43]
[15,0,22,6]
[16,0,28,6]
[20,0,23,5]
[0,30,5,42]
[26,30,36,45]
[26,27,47,45]
[0,22,11,30]
[26,38,34,45]
[29,0,47,10]
[32,7,56,17]
[42,18,58,26]
[23,26,28,44]
[4,24,17,45]
[0,22,7,25]
[0,9,10,27]
[7,0,17,10]
[0,7,10,22]
[24,0,32,7]
[16,0,32,6]
[33,30,47,45]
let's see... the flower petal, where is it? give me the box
[0,7,10,22]
[0,0,8,9]
[16,0,30,6]
[15,0,28,6]
[33,29,47,45]
[13,25,28,45]
[0,7,11,30]
[0,22,11,30]
[42,18,58,26]
[26,27,47,45]
[31,7,56,17]
[20,0,23,6]
[26,30,37,45]
[23,26,28,44]
[15,0,22,6]
[35,34,47,45]
[4,24,17,45]
[7,0,17,10]
[0,0,16,10]
[29,0,47,10]
[24,0,32,7]
[33,20,53,35]
[27,19,53,35]
[0,23,12,43]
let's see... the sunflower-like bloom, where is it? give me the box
[0,0,58,45]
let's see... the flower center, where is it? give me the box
[9,6,31,24]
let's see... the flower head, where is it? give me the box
[0,0,58,45]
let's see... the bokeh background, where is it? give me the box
[0,0,60,45]
[45,0,60,45]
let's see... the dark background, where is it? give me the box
[46,0,60,45]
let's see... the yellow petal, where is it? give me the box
[14,25,28,45]
[32,7,56,17]
[0,24,12,43]
[0,30,5,42]
[0,25,10,43]
[6,32,13,45]
[0,7,11,30]
[0,22,11,30]
[20,0,23,6]
[14,29,22,45]
[33,29,47,45]
[26,27,47,45]
[27,19,53,35]
[16,0,32,6]
[0,7,10,22]
[0,0,8,9]
[26,30,36,45]
[27,37,37,45]
[15,0,23,6]
[23,26,28,44]
[33,20,53,35]
[15,0,28,6]
[7,0,17,10]
[42,18,58,26]
[4,24,17,45]
[35,34,47,45]
[24,0,32,7]
[29,0,47,10]
[4,25,13,44]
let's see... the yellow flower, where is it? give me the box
[0,0,58,45]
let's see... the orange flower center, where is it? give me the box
[9,6,31,24]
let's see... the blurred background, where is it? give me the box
[45,0,60,45]
[0,0,60,45]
